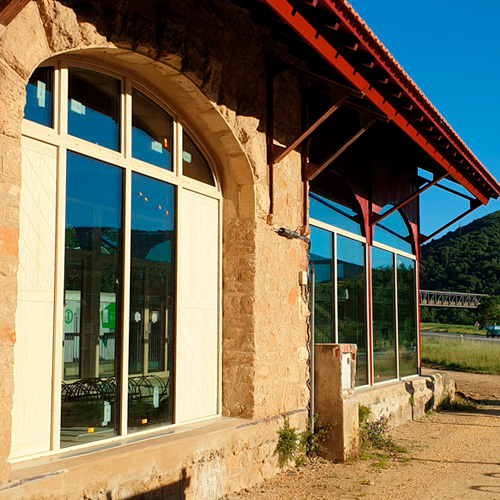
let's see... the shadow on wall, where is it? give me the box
[119,468,190,500]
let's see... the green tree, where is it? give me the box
[477,295,500,326]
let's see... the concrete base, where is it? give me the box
[0,411,307,500]
[357,371,456,426]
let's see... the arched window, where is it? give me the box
[12,59,220,458]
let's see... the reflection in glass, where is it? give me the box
[373,207,413,254]
[337,236,367,386]
[24,66,54,127]
[62,152,122,447]
[310,226,334,343]
[398,256,418,377]
[128,173,175,432]
[372,247,396,382]
[182,131,215,185]
[68,68,120,150]
[309,192,362,236]
[132,89,173,170]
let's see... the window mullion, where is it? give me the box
[333,232,338,344]
[58,63,68,137]
[51,146,67,451]
[394,253,400,379]
[175,122,183,177]
[120,167,132,436]
[124,79,132,159]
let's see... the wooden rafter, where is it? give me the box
[0,0,30,26]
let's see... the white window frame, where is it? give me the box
[16,57,223,459]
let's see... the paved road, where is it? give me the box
[422,330,500,343]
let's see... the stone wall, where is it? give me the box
[0,410,307,500]
[0,0,310,483]
[357,371,456,426]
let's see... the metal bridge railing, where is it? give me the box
[420,290,487,308]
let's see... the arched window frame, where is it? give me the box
[18,56,223,456]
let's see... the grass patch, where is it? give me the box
[437,394,478,412]
[421,337,500,375]
[421,322,485,336]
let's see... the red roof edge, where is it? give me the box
[326,0,500,197]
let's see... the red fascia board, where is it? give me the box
[262,0,494,204]
[322,1,500,197]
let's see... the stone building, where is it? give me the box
[0,0,498,499]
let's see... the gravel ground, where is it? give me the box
[220,369,500,500]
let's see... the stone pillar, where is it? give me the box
[314,343,359,461]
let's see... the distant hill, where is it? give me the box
[420,210,500,296]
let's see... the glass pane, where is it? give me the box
[128,173,175,432]
[310,226,334,343]
[68,68,120,151]
[24,66,53,127]
[132,89,173,170]
[398,256,418,377]
[61,151,122,447]
[182,132,215,185]
[374,207,413,254]
[309,192,362,236]
[337,236,367,386]
[372,247,396,382]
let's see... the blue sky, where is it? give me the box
[348,0,500,240]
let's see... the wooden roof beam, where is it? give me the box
[306,116,376,181]
[0,0,30,26]
[273,93,349,164]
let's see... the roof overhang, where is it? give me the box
[258,0,500,206]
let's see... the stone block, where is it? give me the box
[0,226,19,258]
[0,62,24,138]
[0,2,50,79]
[314,343,359,461]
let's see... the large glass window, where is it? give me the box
[24,66,54,127]
[62,152,123,446]
[19,62,220,457]
[310,226,334,343]
[372,247,397,382]
[68,68,121,151]
[182,130,215,185]
[310,192,362,236]
[374,206,413,254]
[397,256,418,377]
[132,88,173,170]
[128,173,176,431]
[337,236,367,386]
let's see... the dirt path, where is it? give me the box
[221,369,500,500]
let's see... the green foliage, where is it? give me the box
[437,394,477,412]
[360,415,393,450]
[421,337,500,374]
[421,322,486,335]
[420,307,476,326]
[274,418,299,468]
[408,394,415,407]
[274,414,334,468]
[358,405,371,424]
[299,413,333,457]
[477,295,500,325]
[421,211,500,306]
